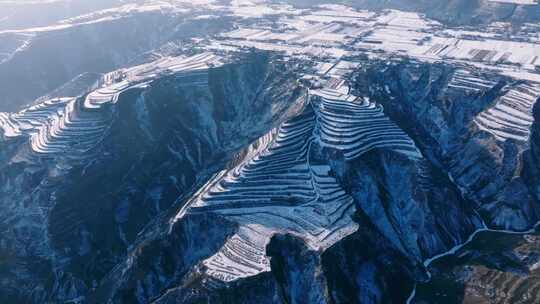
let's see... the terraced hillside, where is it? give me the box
[475,83,540,142]
[355,60,540,231]
[2,50,539,304]
[1,1,540,303]
[0,52,306,303]
[447,69,499,94]
[311,89,421,160]
[0,8,234,112]
[0,53,222,160]
[90,77,489,303]
[181,87,421,282]
[6,52,523,304]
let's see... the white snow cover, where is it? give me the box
[475,83,540,142]
[487,0,538,4]
[447,69,498,93]
[174,87,421,282]
[0,52,223,157]
[311,88,422,159]
[185,106,360,281]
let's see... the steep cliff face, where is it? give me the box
[320,219,417,304]
[524,101,540,205]
[85,79,491,304]
[415,229,540,303]
[0,52,304,303]
[353,60,540,232]
[335,149,481,261]
[2,51,539,304]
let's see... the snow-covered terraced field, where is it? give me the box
[175,87,421,282]
[0,98,71,138]
[0,95,117,156]
[29,97,115,155]
[187,107,359,282]
[312,88,422,159]
[448,69,498,93]
[475,83,540,142]
[0,52,222,158]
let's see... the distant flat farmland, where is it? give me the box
[487,0,538,5]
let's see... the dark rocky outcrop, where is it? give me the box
[0,53,304,303]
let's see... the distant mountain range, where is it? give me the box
[282,0,540,25]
